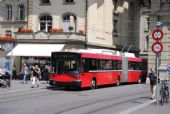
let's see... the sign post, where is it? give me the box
[151,28,163,105]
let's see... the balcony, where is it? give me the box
[0,18,27,24]
[0,36,14,43]
[14,31,85,44]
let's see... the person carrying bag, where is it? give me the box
[148,68,157,100]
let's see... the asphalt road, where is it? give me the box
[0,82,169,114]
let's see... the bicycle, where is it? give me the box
[159,80,169,105]
[0,73,10,88]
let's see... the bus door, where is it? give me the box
[122,57,128,82]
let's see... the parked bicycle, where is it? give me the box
[159,80,169,105]
[0,69,11,88]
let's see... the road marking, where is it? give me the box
[119,100,156,114]
[0,89,32,94]
[0,87,45,94]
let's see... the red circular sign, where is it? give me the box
[152,29,163,41]
[152,42,163,54]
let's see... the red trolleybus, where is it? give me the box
[49,50,147,89]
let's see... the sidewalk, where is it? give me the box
[131,101,170,114]
[0,80,49,93]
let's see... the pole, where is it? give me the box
[9,42,13,87]
[156,15,160,105]
[27,0,29,28]
[156,54,160,105]
[85,0,88,49]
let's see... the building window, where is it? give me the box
[113,0,118,11]
[5,30,12,36]
[63,0,75,5]
[160,0,170,11]
[5,4,12,20]
[145,35,149,51]
[40,15,52,32]
[17,4,25,20]
[62,14,77,32]
[113,20,118,33]
[128,2,135,40]
[40,0,51,5]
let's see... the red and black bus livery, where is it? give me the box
[49,51,147,89]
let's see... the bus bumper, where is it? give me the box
[49,80,81,89]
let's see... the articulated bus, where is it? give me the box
[49,50,147,89]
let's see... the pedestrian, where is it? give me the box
[42,64,50,83]
[31,64,40,88]
[12,65,17,80]
[35,64,41,80]
[21,63,29,84]
[148,68,157,100]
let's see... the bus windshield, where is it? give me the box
[51,52,80,74]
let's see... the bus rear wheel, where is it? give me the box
[138,77,142,84]
[91,79,96,89]
[116,77,120,86]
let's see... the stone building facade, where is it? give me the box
[148,0,170,78]
[0,0,142,76]
[139,0,170,78]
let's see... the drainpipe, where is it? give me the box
[27,0,29,28]
[85,0,88,49]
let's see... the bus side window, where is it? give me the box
[128,62,132,70]
[99,60,112,70]
[117,61,122,70]
[89,59,97,70]
[82,59,89,72]
[112,60,116,70]
[99,60,103,70]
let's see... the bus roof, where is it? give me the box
[128,57,143,62]
[52,49,143,61]
[63,49,136,57]
[81,52,122,60]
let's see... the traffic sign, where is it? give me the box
[157,21,164,27]
[152,29,163,41]
[167,66,170,73]
[152,42,163,54]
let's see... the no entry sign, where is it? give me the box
[151,42,163,54]
[152,29,163,41]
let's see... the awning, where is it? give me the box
[7,44,65,57]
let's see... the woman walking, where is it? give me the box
[148,68,157,100]
[21,63,29,84]
[31,65,40,88]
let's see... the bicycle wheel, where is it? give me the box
[1,80,8,88]
[159,88,164,105]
